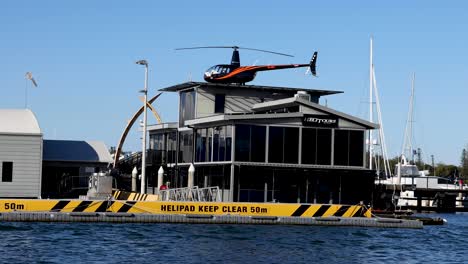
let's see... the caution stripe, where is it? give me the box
[112,190,158,201]
[291,205,311,216]
[72,201,94,212]
[333,205,350,217]
[312,205,331,217]
[290,205,368,218]
[50,201,71,212]
[95,201,114,212]
[117,201,137,213]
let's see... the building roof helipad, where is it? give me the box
[159,81,342,97]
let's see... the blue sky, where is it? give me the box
[1,1,467,165]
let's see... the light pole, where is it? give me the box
[136,59,148,194]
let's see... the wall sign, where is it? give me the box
[302,114,338,128]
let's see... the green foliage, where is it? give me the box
[461,147,468,180]
[435,163,458,178]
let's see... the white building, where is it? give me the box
[0,109,42,198]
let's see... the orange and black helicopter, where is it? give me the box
[176,46,317,84]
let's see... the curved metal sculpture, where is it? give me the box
[139,96,162,124]
[113,92,163,168]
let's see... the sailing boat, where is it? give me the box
[367,36,392,178]
[375,72,468,209]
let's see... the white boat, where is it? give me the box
[376,155,468,208]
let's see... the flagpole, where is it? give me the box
[25,77,28,109]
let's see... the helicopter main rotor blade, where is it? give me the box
[237,47,294,57]
[175,46,294,57]
[175,46,240,50]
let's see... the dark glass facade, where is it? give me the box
[235,125,266,162]
[152,125,364,168]
[235,166,374,204]
[333,130,364,167]
[268,127,299,163]
[148,131,177,164]
[231,125,363,167]
[179,90,196,127]
[214,94,225,113]
[178,131,193,163]
[302,128,332,165]
[195,125,232,162]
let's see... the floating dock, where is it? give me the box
[0,199,423,228]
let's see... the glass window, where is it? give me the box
[213,127,225,161]
[235,125,266,162]
[207,128,213,161]
[349,130,364,166]
[302,128,317,164]
[251,126,266,162]
[179,90,196,127]
[225,125,232,161]
[195,129,208,162]
[317,129,332,165]
[334,130,349,166]
[2,162,13,182]
[178,131,193,163]
[284,127,299,163]
[196,126,233,162]
[167,132,177,163]
[333,130,364,167]
[268,127,299,164]
[235,125,250,161]
[149,133,165,164]
[214,94,225,114]
[268,127,284,163]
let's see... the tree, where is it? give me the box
[461,147,468,181]
[435,163,458,178]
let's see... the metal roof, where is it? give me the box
[0,109,41,135]
[147,122,178,131]
[184,97,378,129]
[252,96,379,129]
[43,140,112,163]
[159,81,342,96]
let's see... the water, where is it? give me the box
[0,213,467,263]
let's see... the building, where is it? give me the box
[147,82,378,204]
[0,109,43,198]
[42,140,113,198]
[0,109,112,198]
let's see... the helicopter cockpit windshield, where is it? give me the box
[205,65,230,77]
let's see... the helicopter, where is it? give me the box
[175,46,317,84]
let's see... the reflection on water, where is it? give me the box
[0,213,466,263]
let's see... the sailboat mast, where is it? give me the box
[402,73,415,162]
[369,36,374,170]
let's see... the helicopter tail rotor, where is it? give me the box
[310,51,318,76]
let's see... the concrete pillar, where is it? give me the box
[264,182,268,202]
[131,167,138,192]
[188,163,195,189]
[157,166,164,191]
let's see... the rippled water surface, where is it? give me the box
[0,213,467,263]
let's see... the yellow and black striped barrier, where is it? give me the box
[112,190,159,201]
[0,199,371,218]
